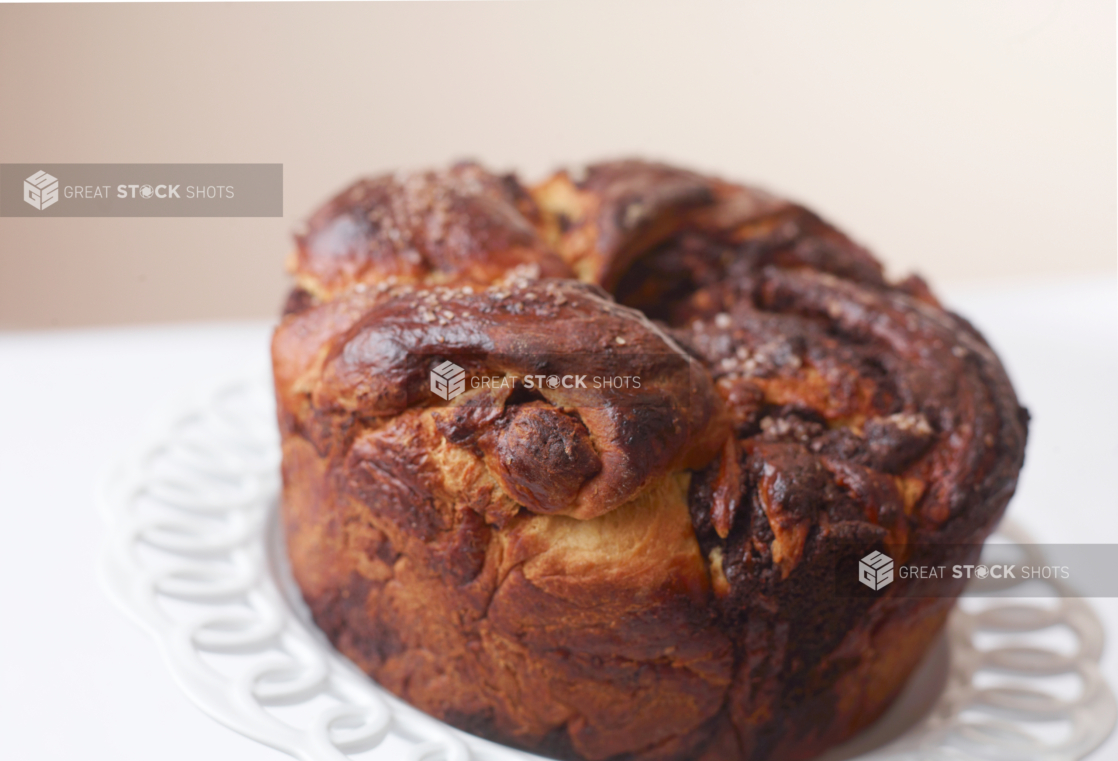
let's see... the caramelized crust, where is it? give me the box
[291,161,571,301]
[275,159,1028,760]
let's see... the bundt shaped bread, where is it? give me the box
[273,160,1028,760]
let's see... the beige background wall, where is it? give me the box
[0,0,1113,328]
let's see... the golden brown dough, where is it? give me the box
[274,159,1028,760]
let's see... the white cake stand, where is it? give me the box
[99,377,1116,761]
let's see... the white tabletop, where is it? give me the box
[2,276,1116,760]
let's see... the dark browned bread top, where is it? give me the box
[279,159,1027,573]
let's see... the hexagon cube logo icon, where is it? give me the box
[430,360,466,401]
[24,170,59,211]
[859,550,894,590]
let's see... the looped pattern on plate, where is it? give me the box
[866,524,1117,761]
[99,377,1115,761]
